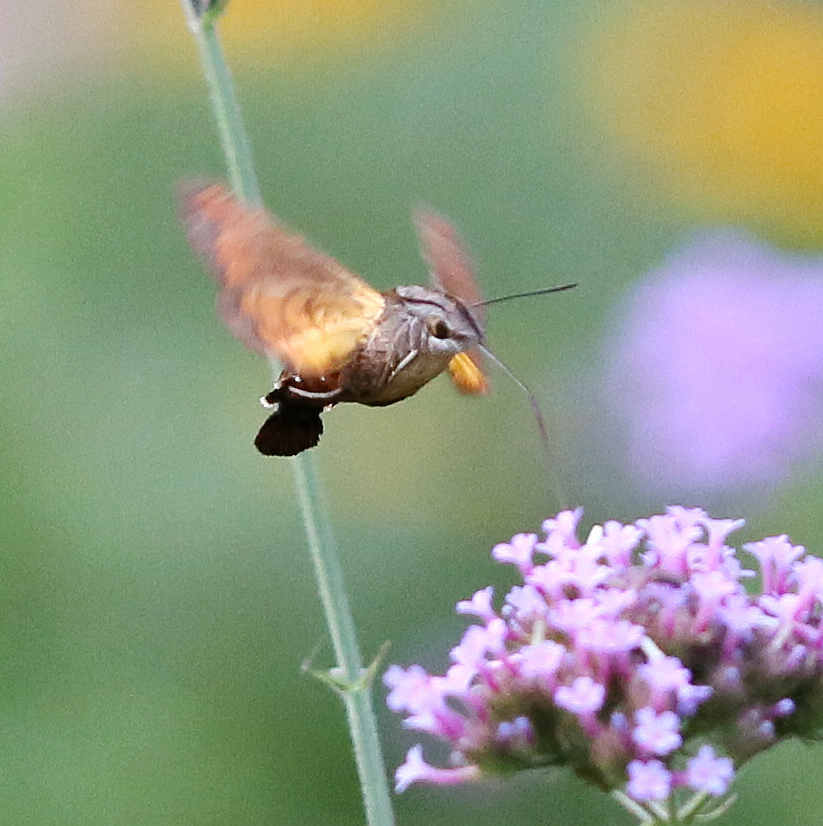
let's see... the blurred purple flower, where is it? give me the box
[626,759,671,802]
[685,746,734,797]
[605,233,823,493]
[385,507,823,822]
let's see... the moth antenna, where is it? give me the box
[473,282,577,308]
[479,345,568,509]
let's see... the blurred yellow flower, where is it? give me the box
[583,0,823,243]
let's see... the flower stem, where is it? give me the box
[611,790,656,824]
[292,455,395,826]
[178,4,395,824]
[179,0,261,207]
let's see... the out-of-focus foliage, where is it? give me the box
[2,0,823,823]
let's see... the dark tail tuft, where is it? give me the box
[254,403,324,456]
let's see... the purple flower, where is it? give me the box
[636,656,691,698]
[626,759,672,802]
[394,746,480,792]
[554,676,606,716]
[517,640,565,684]
[384,664,430,713]
[492,533,538,573]
[604,233,823,494]
[745,535,805,595]
[685,746,734,796]
[455,586,496,621]
[632,708,682,756]
[386,507,823,820]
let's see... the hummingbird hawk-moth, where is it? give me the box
[180,183,490,456]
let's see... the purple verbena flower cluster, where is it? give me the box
[385,508,823,818]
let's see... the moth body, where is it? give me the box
[180,183,487,456]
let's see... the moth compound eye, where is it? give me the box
[426,316,452,340]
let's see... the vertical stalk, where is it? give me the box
[178,4,395,823]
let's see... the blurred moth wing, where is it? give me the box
[179,183,386,377]
[414,209,489,395]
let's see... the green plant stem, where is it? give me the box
[180,2,261,207]
[178,4,395,824]
[292,455,394,825]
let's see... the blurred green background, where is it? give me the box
[3,0,823,823]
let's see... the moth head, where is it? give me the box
[394,284,484,357]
